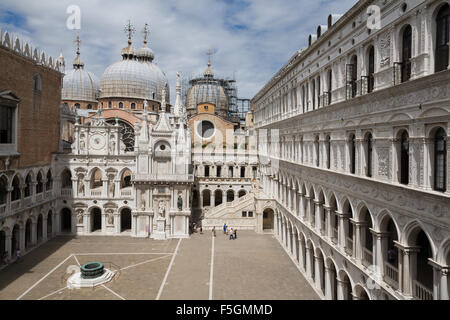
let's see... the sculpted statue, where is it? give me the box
[77,210,83,224]
[77,176,85,196]
[108,176,115,197]
[109,136,115,154]
[177,194,183,211]
[158,201,166,218]
[141,193,146,210]
[107,210,114,225]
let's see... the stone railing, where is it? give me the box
[413,280,433,300]
[23,197,32,207]
[345,237,353,256]
[133,174,194,183]
[205,193,255,219]
[362,247,373,266]
[10,200,20,211]
[61,188,73,197]
[45,190,53,198]
[332,228,338,243]
[120,189,132,197]
[384,262,399,288]
[36,193,43,202]
[91,189,102,197]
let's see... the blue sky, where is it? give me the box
[0,0,357,101]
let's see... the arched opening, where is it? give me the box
[314,136,320,167]
[202,190,211,207]
[0,229,6,260]
[400,130,410,185]
[61,208,72,233]
[226,190,235,203]
[327,69,332,104]
[240,167,246,178]
[329,195,338,244]
[263,208,274,230]
[47,211,53,236]
[435,4,450,72]
[380,215,399,289]
[106,119,135,152]
[12,225,20,257]
[25,219,32,250]
[401,25,412,82]
[315,249,326,294]
[61,169,72,189]
[348,55,358,98]
[343,200,354,256]
[91,208,102,232]
[349,134,356,174]
[11,175,21,202]
[326,135,331,169]
[309,188,316,227]
[408,229,434,300]
[326,260,338,300]
[307,241,315,280]
[360,207,374,267]
[0,176,7,205]
[340,272,352,300]
[367,46,375,93]
[37,214,43,243]
[354,285,370,300]
[90,168,103,190]
[36,171,43,194]
[238,190,246,198]
[121,208,132,232]
[24,173,32,198]
[46,170,53,190]
[214,190,223,207]
[433,127,447,192]
[120,169,132,188]
[365,133,373,178]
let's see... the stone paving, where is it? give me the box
[0,232,318,300]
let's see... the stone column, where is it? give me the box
[337,212,347,249]
[31,221,37,247]
[325,266,336,300]
[5,234,12,260]
[306,247,312,279]
[315,200,323,233]
[315,254,324,292]
[372,230,389,279]
[337,279,346,300]
[324,206,332,239]
[42,216,48,241]
[210,192,214,207]
[352,220,363,261]
[396,245,420,298]
[287,228,292,253]
[299,193,305,219]
[299,238,305,271]
[292,233,298,260]
[440,268,449,300]
[19,225,25,253]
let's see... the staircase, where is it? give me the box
[202,193,256,230]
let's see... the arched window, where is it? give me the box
[61,169,72,189]
[326,135,331,169]
[350,134,356,174]
[367,46,375,93]
[401,25,412,82]
[434,128,447,192]
[315,136,320,167]
[36,171,43,194]
[366,133,373,178]
[108,101,112,108]
[400,131,409,185]
[435,4,450,72]
[74,103,80,109]
[346,55,358,99]
[33,74,42,92]
[131,103,136,110]
[119,102,124,109]
[204,165,210,177]
[317,76,321,108]
[327,69,332,105]
[91,169,103,189]
[11,175,21,201]
[121,169,132,188]
[46,170,53,190]
[24,173,32,197]
[87,104,92,110]
[0,176,8,205]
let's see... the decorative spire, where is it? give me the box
[174,72,182,117]
[143,23,149,46]
[160,88,167,113]
[204,48,214,78]
[124,20,135,45]
[207,48,213,67]
[73,34,84,69]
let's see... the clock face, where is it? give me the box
[90,134,106,150]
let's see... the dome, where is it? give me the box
[62,64,99,102]
[100,42,169,102]
[186,80,228,113]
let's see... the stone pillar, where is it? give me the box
[305,196,312,225]
[315,200,323,233]
[299,238,305,271]
[352,220,363,261]
[19,225,25,253]
[315,254,324,292]
[325,266,336,300]
[42,216,48,241]
[337,212,348,249]
[325,206,332,239]
[210,192,214,207]
[372,231,389,279]
[31,221,37,247]
[306,247,312,279]
[337,279,346,300]
[5,235,12,260]
[440,268,449,300]
[287,228,292,253]
[397,245,420,298]
[292,233,298,260]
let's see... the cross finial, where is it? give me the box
[143,23,150,45]
[74,34,82,54]
[207,48,213,67]
[124,20,136,45]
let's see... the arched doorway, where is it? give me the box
[25,219,32,249]
[91,208,102,232]
[37,214,43,243]
[409,229,434,300]
[263,208,274,230]
[121,208,132,232]
[47,211,53,236]
[12,225,20,257]
[61,208,72,232]
[326,259,338,300]
[202,190,211,207]
[214,190,223,207]
[226,190,235,203]
[339,272,352,300]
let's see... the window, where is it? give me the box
[205,166,210,177]
[217,166,222,178]
[46,170,53,190]
[11,175,21,201]
[326,135,331,169]
[350,134,356,174]
[75,103,80,109]
[0,176,7,205]
[242,211,247,218]
[119,102,123,109]
[315,136,320,167]
[0,105,13,144]
[317,76,321,108]
[36,172,43,194]
[400,131,409,185]
[240,167,245,178]
[434,128,447,192]
[302,85,306,113]
[87,104,92,110]
[368,46,375,93]
[435,4,450,72]
[131,103,136,110]
[229,166,234,177]
[312,80,316,110]
[327,69,332,105]
[108,101,112,108]
[25,173,32,197]
[347,55,358,99]
[248,211,254,218]
[401,25,412,82]
[366,133,373,178]
[33,74,42,92]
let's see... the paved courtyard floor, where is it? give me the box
[0,231,318,300]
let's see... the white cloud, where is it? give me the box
[0,0,357,102]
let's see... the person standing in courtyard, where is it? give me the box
[223,223,227,234]
[15,249,21,263]
[212,226,216,237]
[2,251,8,265]
[229,228,234,240]
[233,228,237,240]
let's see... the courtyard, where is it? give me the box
[0,231,319,300]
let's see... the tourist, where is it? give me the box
[223,223,227,234]
[15,249,21,263]
[233,228,237,240]
[200,227,203,234]
[2,251,8,265]
[229,228,234,240]
[212,227,216,237]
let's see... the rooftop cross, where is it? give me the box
[124,20,136,45]
[143,23,150,45]
[207,48,213,67]
[74,34,81,54]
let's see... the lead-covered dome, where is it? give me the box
[100,41,169,103]
[62,49,99,102]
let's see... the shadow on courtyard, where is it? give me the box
[0,235,76,294]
